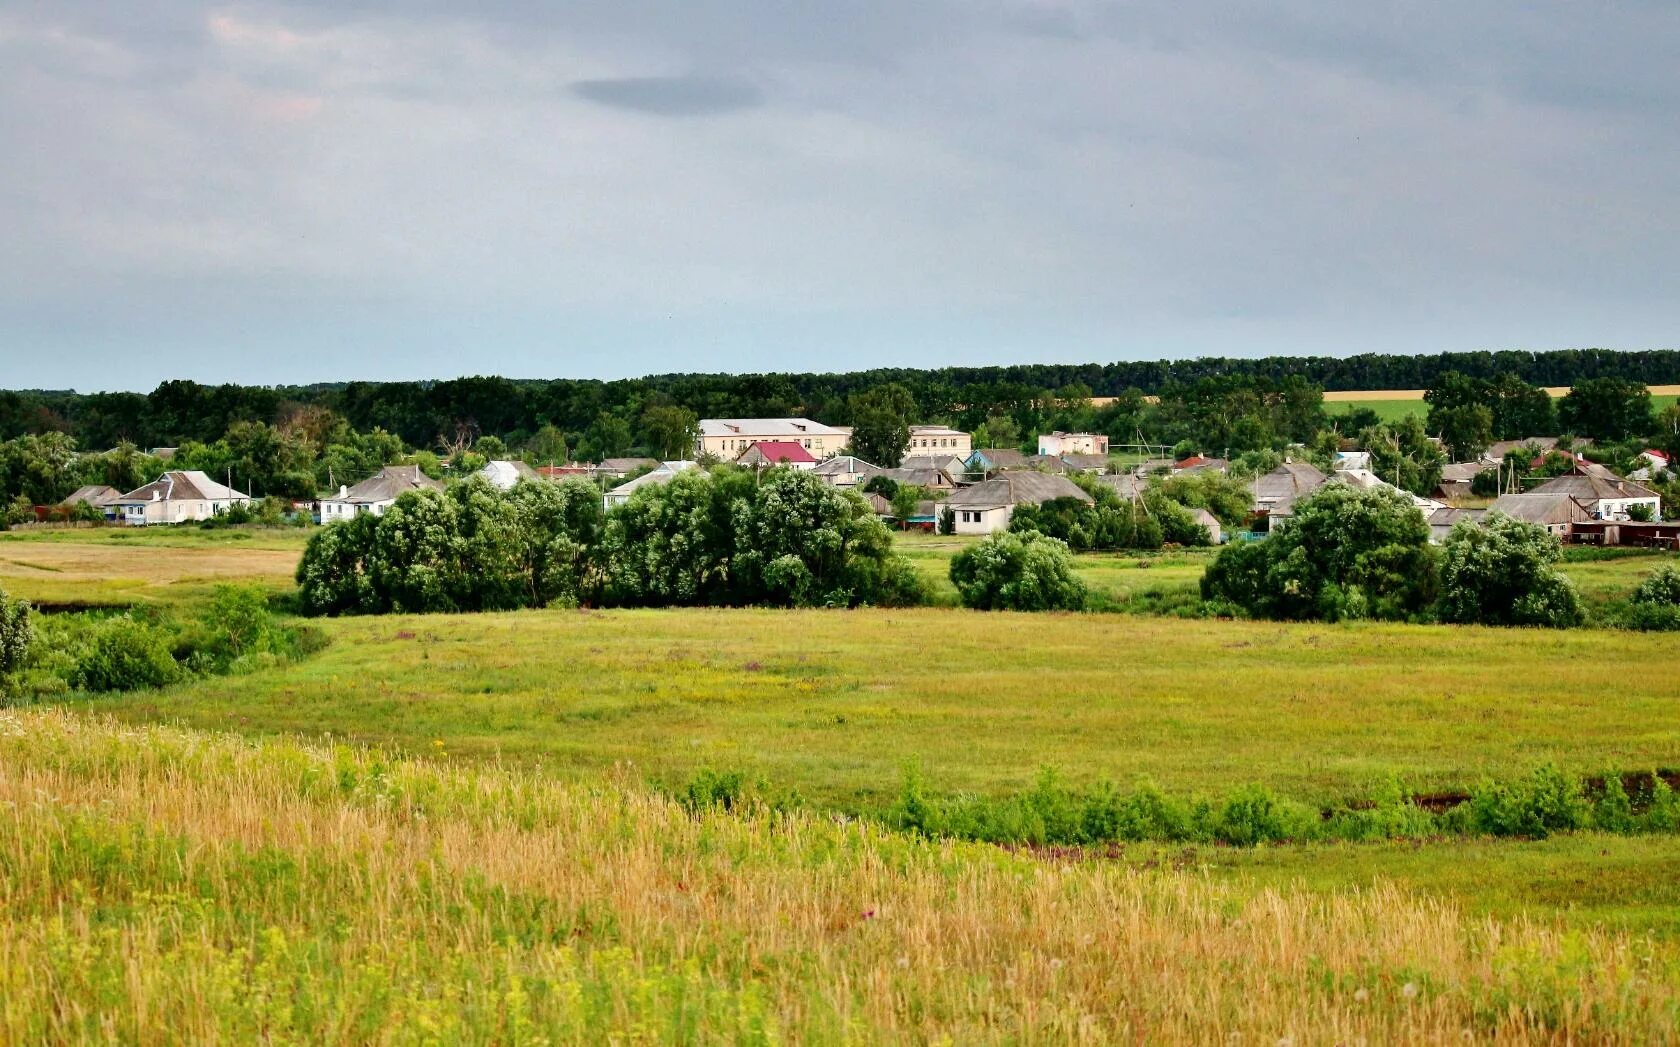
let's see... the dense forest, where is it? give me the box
[3,348,1676,451]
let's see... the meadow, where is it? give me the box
[4,525,1680,1038]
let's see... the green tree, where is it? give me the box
[1559,378,1653,441]
[579,413,633,462]
[1361,416,1446,495]
[847,384,916,466]
[981,414,1021,449]
[1436,513,1583,627]
[1201,485,1436,621]
[1433,403,1494,462]
[505,476,605,606]
[642,404,700,460]
[0,587,30,677]
[525,424,570,465]
[950,531,1087,611]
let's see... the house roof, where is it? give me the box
[1096,473,1146,498]
[813,455,880,476]
[738,441,818,465]
[59,484,122,507]
[536,465,592,478]
[700,418,846,439]
[1253,462,1328,510]
[330,465,442,504]
[596,457,658,474]
[1489,493,1594,524]
[118,470,249,503]
[1528,471,1659,503]
[606,461,697,498]
[898,454,965,472]
[879,467,952,488]
[1439,461,1494,483]
[1059,453,1110,472]
[908,424,967,438]
[945,471,1093,509]
[1173,455,1228,472]
[965,448,1030,470]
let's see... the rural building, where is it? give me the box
[965,448,1031,474]
[477,460,540,490]
[1059,453,1110,474]
[898,453,968,477]
[1189,507,1224,544]
[697,418,850,459]
[1426,506,1487,543]
[603,461,698,508]
[58,485,123,519]
[116,471,252,526]
[736,441,819,470]
[812,456,880,487]
[1488,493,1594,536]
[1096,473,1146,499]
[942,472,1092,535]
[1172,455,1228,475]
[1332,451,1372,471]
[536,464,592,479]
[1527,471,1661,521]
[878,466,956,491]
[319,465,442,521]
[1435,461,1493,501]
[904,425,971,457]
[1037,431,1109,456]
[595,458,658,479]
[1570,520,1680,550]
[1330,468,1446,514]
[1250,462,1329,521]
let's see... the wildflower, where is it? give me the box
[1353,987,1369,1003]
[1402,982,1419,999]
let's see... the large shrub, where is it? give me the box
[1436,513,1584,628]
[950,531,1087,611]
[1624,563,1680,631]
[0,588,30,677]
[1008,480,1212,552]
[70,617,179,692]
[1201,485,1436,621]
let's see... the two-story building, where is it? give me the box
[903,425,971,459]
[697,419,851,460]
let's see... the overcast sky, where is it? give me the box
[2,1,1677,392]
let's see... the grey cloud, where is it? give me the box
[570,74,764,116]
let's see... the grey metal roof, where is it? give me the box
[945,471,1092,508]
[331,465,441,504]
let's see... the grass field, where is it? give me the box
[5,527,1680,1036]
[1322,389,1680,426]
[5,708,1680,1043]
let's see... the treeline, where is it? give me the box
[5,348,1676,450]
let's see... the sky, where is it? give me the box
[2,1,1678,392]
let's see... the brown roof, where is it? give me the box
[118,470,249,503]
[1489,493,1594,525]
[1253,463,1329,512]
[879,467,954,488]
[60,485,122,507]
[966,448,1030,470]
[945,472,1093,509]
[1528,472,1658,503]
[1059,453,1110,473]
[333,465,442,504]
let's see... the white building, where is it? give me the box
[1037,431,1109,457]
[320,465,442,521]
[812,456,881,488]
[1527,472,1661,521]
[697,419,850,460]
[942,472,1092,535]
[477,460,540,491]
[117,471,252,526]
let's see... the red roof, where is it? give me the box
[1174,455,1215,469]
[743,441,817,464]
[536,465,591,478]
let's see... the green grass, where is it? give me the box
[1326,398,1429,423]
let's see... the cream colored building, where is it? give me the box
[697,418,850,459]
[1037,431,1109,456]
[117,470,252,525]
[904,425,971,459]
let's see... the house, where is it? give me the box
[1059,453,1110,474]
[1332,450,1372,472]
[1632,449,1672,482]
[58,485,123,519]
[965,448,1032,475]
[697,418,850,460]
[1435,461,1494,501]
[736,441,819,470]
[1527,470,1661,521]
[942,472,1092,535]
[1250,462,1329,521]
[1426,506,1488,543]
[477,460,540,490]
[878,467,956,492]
[813,456,881,488]
[536,464,593,480]
[603,461,698,508]
[904,425,971,458]
[898,453,968,476]
[595,458,659,479]
[1330,468,1446,514]
[873,496,941,532]
[1488,493,1595,536]
[1096,473,1146,500]
[116,471,251,525]
[1037,432,1109,456]
[1479,437,1590,463]
[1172,455,1228,475]
[319,465,442,521]
[1189,508,1224,545]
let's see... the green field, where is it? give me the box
[5,526,1680,1039]
[1325,398,1429,423]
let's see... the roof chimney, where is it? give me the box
[339,485,349,498]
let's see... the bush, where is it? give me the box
[1200,485,1436,621]
[70,618,180,693]
[950,531,1087,611]
[1633,564,1680,606]
[1467,764,1589,838]
[1437,513,1584,627]
[0,589,30,677]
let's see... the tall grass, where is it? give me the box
[1,709,1678,1043]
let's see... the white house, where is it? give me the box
[1036,431,1109,457]
[477,460,540,490]
[942,472,1092,534]
[812,456,881,488]
[603,461,698,508]
[319,465,442,521]
[697,419,850,460]
[1527,471,1661,521]
[117,471,252,525]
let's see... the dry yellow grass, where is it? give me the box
[0,538,299,606]
[1,708,1678,1043]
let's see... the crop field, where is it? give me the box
[1321,387,1680,425]
[4,526,1680,1039]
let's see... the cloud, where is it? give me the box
[569,74,763,116]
